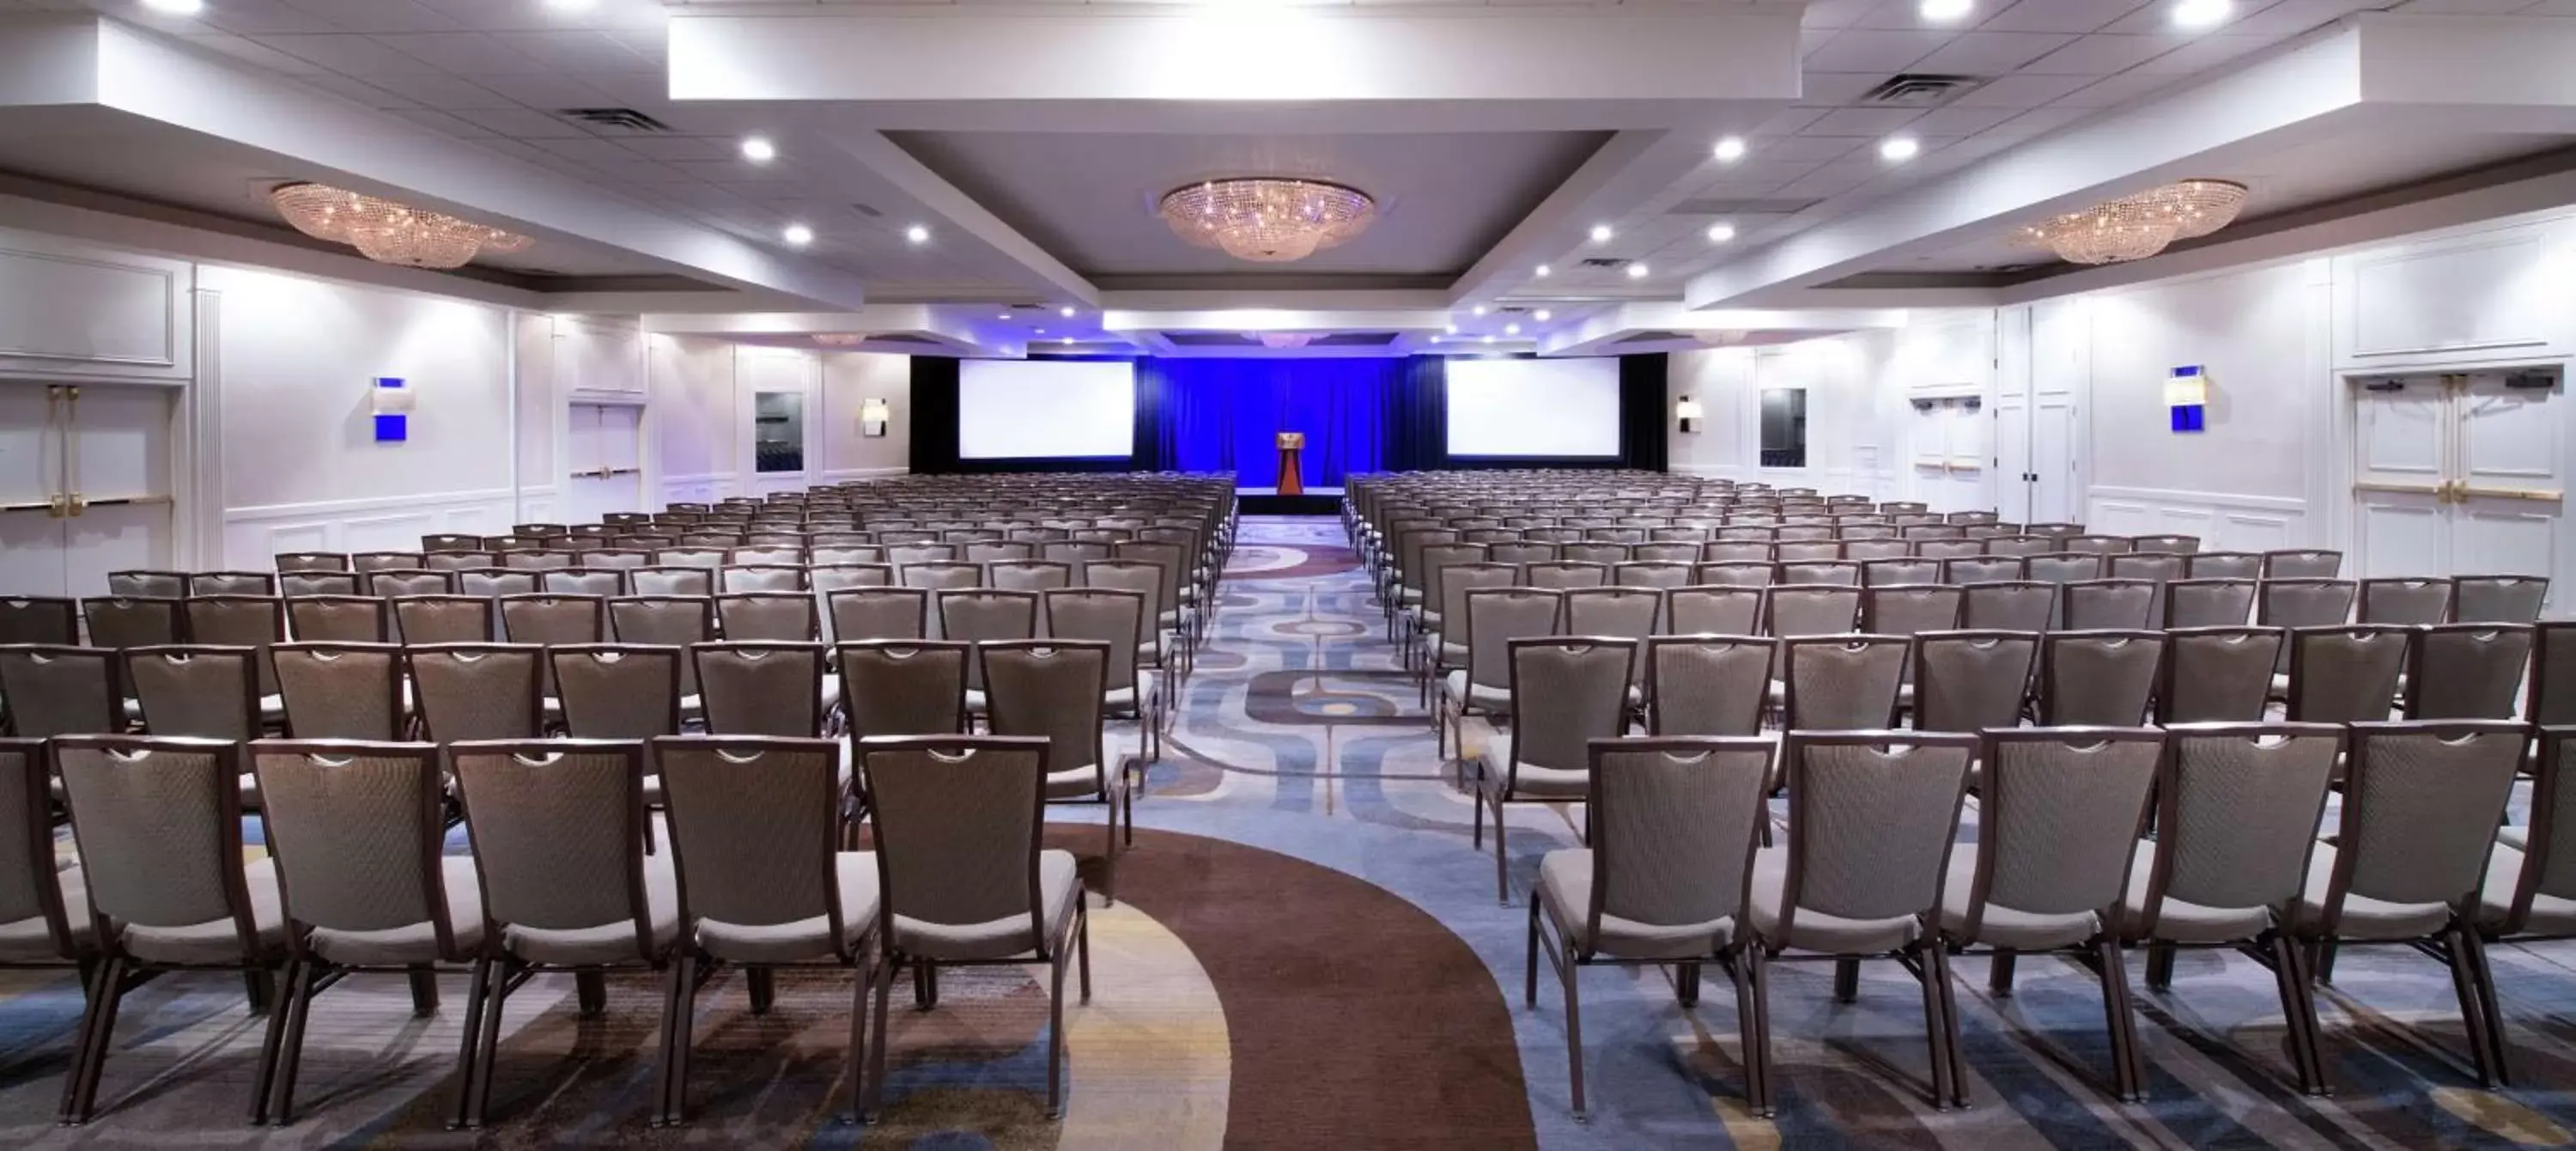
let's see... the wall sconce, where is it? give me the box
[860,397,891,438]
[372,376,415,442]
[1674,395,1704,434]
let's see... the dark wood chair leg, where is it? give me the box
[1988,950,2017,997]
[574,969,607,1016]
[448,958,489,1131]
[746,966,775,1016]
[408,965,440,1015]
[1833,958,1861,1003]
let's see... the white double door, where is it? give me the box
[1906,397,1987,513]
[564,401,644,525]
[0,382,174,597]
[2352,372,2564,607]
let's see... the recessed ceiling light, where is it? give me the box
[1706,222,1739,244]
[1444,324,1458,335]
[143,0,203,13]
[1060,337,1074,345]
[1482,335,1496,344]
[781,223,813,247]
[2172,0,2231,29]
[1534,309,1552,321]
[1625,262,1649,280]
[1058,306,1076,318]
[1589,224,1614,244]
[1919,0,1973,22]
[1471,304,1487,317]
[1504,322,1522,335]
[997,313,1012,320]
[1880,136,1922,163]
[543,0,599,11]
[1713,136,1747,163]
[1534,264,1552,277]
[904,224,931,245]
[739,136,776,164]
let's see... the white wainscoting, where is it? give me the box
[222,486,554,566]
[816,466,905,483]
[2086,484,2308,551]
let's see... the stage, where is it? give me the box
[1237,485,1343,516]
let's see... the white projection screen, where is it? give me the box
[958,359,1138,459]
[1445,357,1622,458]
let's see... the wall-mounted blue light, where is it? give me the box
[2166,365,2207,434]
[373,376,413,442]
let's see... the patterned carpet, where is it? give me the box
[5,515,2576,1148]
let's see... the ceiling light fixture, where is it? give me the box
[1471,304,1487,317]
[1625,262,1649,280]
[1058,306,1076,318]
[739,136,776,163]
[1482,335,1496,345]
[1713,137,1747,163]
[2172,0,2231,30]
[998,314,1012,320]
[2012,178,2249,265]
[1504,323,1522,335]
[1258,332,1316,349]
[1707,222,1737,243]
[270,182,531,269]
[543,0,599,11]
[1919,0,1973,21]
[1534,264,1552,277]
[1589,224,1615,243]
[1880,136,1922,163]
[1535,309,1552,321]
[142,0,203,14]
[1061,337,1074,345]
[1157,177,1376,263]
[904,224,931,245]
[782,223,814,247]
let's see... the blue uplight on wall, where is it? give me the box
[373,376,412,442]
[2166,365,2208,434]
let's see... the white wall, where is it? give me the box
[819,350,911,478]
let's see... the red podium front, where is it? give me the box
[1275,432,1305,496]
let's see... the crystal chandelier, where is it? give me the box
[2014,179,2249,265]
[1158,178,1376,263]
[270,182,532,270]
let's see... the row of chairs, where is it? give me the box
[1,733,1096,1128]
[1519,722,2572,1118]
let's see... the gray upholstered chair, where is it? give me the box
[656,546,731,570]
[392,594,495,646]
[1473,637,1635,904]
[1778,560,1860,587]
[1961,580,2054,632]
[127,644,262,743]
[368,569,456,600]
[106,570,186,599]
[455,569,539,601]
[1750,731,1978,1111]
[855,734,1090,1119]
[0,734,91,1000]
[2162,577,2256,629]
[541,569,625,598]
[246,740,480,1124]
[2291,721,2524,1090]
[1043,590,1160,758]
[580,548,656,573]
[1772,541,1841,564]
[2063,534,2132,557]
[982,639,1136,895]
[1080,560,1183,686]
[52,735,283,1124]
[273,551,349,574]
[826,586,930,645]
[1443,588,1563,762]
[2359,577,2452,625]
[1912,630,2038,738]
[716,591,818,642]
[2061,579,2156,630]
[1943,728,2164,1103]
[1525,561,1610,590]
[2479,725,2576,1081]
[2406,624,2533,721]
[1565,588,1660,697]
[285,594,387,643]
[1942,556,2025,584]
[1529,737,1774,1120]
[990,560,1075,595]
[900,564,985,637]
[422,552,495,574]
[498,593,605,648]
[190,571,278,598]
[1763,584,1858,640]
[2184,551,2260,580]
[693,642,825,737]
[2122,721,2341,1096]
[630,566,716,597]
[406,644,544,743]
[184,594,288,705]
[1645,636,1773,737]
[501,551,576,573]
[1666,586,1761,636]
[272,642,404,741]
[1695,561,1776,589]
[1779,636,1908,730]
[419,533,482,554]
[1983,537,2053,560]
[720,564,805,594]
[2131,533,2200,554]
[1698,542,1771,566]
[2284,625,2409,723]
[0,644,123,738]
[1861,557,1941,586]
[2456,576,2549,624]
[2262,549,2343,579]
[654,735,880,1125]
[1425,563,1519,708]
[2260,582,2356,679]
[2036,630,2164,727]
[447,740,674,1127]
[553,645,682,744]
[2156,626,2284,723]
[1915,539,1985,563]
[837,642,969,746]
[352,551,426,574]
[277,571,361,599]
[79,596,179,653]
[1860,586,1963,655]
[610,596,715,703]
[942,590,1042,709]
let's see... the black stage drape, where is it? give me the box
[1619,352,1670,472]
[1388,354,1449,472]
[908,356,963,473]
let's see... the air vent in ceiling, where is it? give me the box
[1577,257,1629,270]
[1313,332,1399,347]
[849,203,884,218]
[1860,74,1982,106]
[1165,332,1261,347]
[558,107,672,132]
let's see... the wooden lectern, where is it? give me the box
[1275,432,1306,496]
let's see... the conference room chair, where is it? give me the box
[81,597,179,653]
[886,543,959,570]
[991,559,1076,595]
[1665,586,1760,636]
[1694,561,1773,589]
[350,551,424,575]
[278,571,361,599]
[407,644,544,744]
[1762,584,1860,642]
[1959,581,2054,633]
[826,587,930,647]
[1749,731,1978,1111]
[1631,542,1700,564]
[2283,625,2410,724]
[1779,560,1861,588]
[0,734,88,1020]
[2179,551,2257,580]
[1842,539,1908,563]
[694,642,826,738]
[272,642,405,740]
[582,548,655,572]
[52,735,284,1124]
[983,639,1138,898]
[183,594,288,705]
[389,594,488,648]
[2294,721,2524,1089]
[446,740,673,1128]
[1940,556,2023,585]
[2063,534,2133,557]
[457,569,540,603]
[127,645,264,748]
[271,551,348,574]
[1045,589,1160,758]
[501,551,576,574]
[1983,538,2054,560]
[1443,588,1563,762]
[186,571,276,598]
[1040,540,1111,572]
[0,645,122,738]
[2155,627,2284,724]
[945,590,1042,711]
[1699,541,1771,565]
[2162,577,2256,629]
[1423,563,1518,706]
[2105,552,2184,622]
[1779,636,1907,731]
[1860,585,1963,644]
[1408,544,1489,665]
[720,564,805,594]
[1643,636,1771,737]
[367,569,456,600]
[2455,575,2551,624]
[106,571,185,600]
[629,566,715,598]
[812,563,896,600]
[1944,727,2165,1103]
[2480,725,2576,1081]
[420,533,483,555]
[423,551,496,574]
[810,545,885,568]
[2062,579,2157,631]
[1472,637,1635,904]
[1772,541,1841,564]
[542,569,626,598]
[1565,587,1660,701]
[1912,631,2039,755]
[1485,541,1555,569]
[2531,622,2576,725]
[2360,577,2454,625]
[1914,539,1985,562]
[1528,736,1773,1121]
[899,565,986,641]
[854,734,1091,1118]
[727,545,805,569]
[717,591,820,644]
[2406,624,2535,721]
[1613,562,1693,598]
[2263,549,2345,580]
[1860,557,1941,587]
[836,641,970,826]
[2036,630,2164,727]
[1775,526,1833,545]
[1905,527,1965,543]
[1113,540,1197,650]
[647,735,879,1126]
[246,740,480,1125]
[499,593,607,648]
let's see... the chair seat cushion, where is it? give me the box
[0,868,94,962]
[502,853,681,965]
[2113,843,2274,943]
[2478,842,2576,935]
[2284,843,2455,941]
[1747,847,1920,954]
[1441,670,1511,715]
[1103,671,1157,715]
[1538,850,1732,959]
[2500,825,2530,851]
[695,852,881,964]
[1936,856,2099,949]
[309,856,488,965]
[122,857,289,965]
[891,848,1081,961]
[1473,735,1586,800]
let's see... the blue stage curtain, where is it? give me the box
[1157,357,1396,486]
